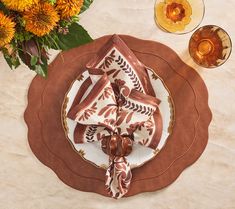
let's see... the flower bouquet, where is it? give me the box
[0,0,93,77]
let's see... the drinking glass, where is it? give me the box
[188,25,232,68]
[154,0,205,34]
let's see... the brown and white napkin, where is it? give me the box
[67,35,163,198]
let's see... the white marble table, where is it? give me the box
[0,0,235,208]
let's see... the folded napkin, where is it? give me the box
[67,35,163,198]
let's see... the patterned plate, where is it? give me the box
[63,68,174,169]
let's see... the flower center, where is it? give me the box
[166,3,186,22]
[38,12,51,24]
[0,27,7,40]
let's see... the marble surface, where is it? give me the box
[0,0,235,208]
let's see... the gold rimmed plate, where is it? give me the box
[62,67,175,169]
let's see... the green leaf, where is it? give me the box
[15,31,34,42]
[3,52,20,70]
[12,57,20,69]
[33,51,48,78]
[59,19,71,28]
[18,50,29,67]
[30,56,38,66]
[48,0,57,4]
[51,22,93,50]
[19,50,48,78]
[4,56,13,69]
[80,0,94,14]
[34,64,48,78]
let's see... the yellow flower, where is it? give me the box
[56,0,84,19]
[1,0,39,12]
[23,2,59,37]
[155,0,192,33]
[0,12,15,48]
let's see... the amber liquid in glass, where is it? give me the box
[189,25,232,68]
[155,0,196,33]
[166,3,186,22]
[197,40,214,56]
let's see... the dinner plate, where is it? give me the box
[63,67,174,169]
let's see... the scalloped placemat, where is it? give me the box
[24,35,212,197]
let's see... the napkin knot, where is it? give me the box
[101,134,133,157]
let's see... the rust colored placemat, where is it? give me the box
[24,35,212,197]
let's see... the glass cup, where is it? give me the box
[154,0,205,34]
[188,25,232,68]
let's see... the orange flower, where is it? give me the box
[0,12,15,47]
[56,0,84,19]
[23,2,59,37]
[1,0,39,11]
